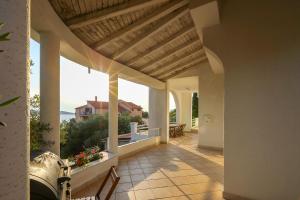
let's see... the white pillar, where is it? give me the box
[40,32,60,155]
[0,0,30,199]
[130,122,138,141]
[179,92,192,131]
[198,66,224,150]
[149,86,169,143]
[108,73,118,153]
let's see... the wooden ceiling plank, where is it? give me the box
[67,0,167,29]
[112,6,189,60]
[158,56,207,79]
[161,59,207,80]
[92,0,189,50]
[148,48,205,76]
[138,38,200,72]
[127,25,195,66]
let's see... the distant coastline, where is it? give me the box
[60,111,75,122]
[60,111,74,115]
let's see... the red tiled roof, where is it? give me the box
[87,101,108,109]
[83,100,142,112]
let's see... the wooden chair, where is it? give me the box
[169,126,176,138]
[73,166,120,200]
[180,124,186,136]
[96,166,120,200]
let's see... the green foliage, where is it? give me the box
[142,111,149,118]
[60,116,108,158]
[192,93,198,119]
[60,112,144,158]
[130,115,143,125]
[169,109,176,122]
[30,95,52,151]
[118,113,131,135]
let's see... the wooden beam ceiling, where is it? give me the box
[112,6,189,60]
[127,25,195,66]
[148,48,205,75]
[162,58,207,80]
[138,38,200,72]
[91,0,189,50]
[66,0,167,29]
[157,56,207,79]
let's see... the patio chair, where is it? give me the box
[73,166,120,200]
[169,126,176,138]
[180,124,186,136]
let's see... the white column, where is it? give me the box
[40,32,60,155]
[108,73,118,153]
[0,0,30,199]
[179,92,192,131]
[149,85,169,143]
[198,66,224,150]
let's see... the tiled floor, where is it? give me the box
[74,132,224,200]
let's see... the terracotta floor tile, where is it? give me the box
[160,196,189,200]
[130,174,145,182]
[151,186,184,199]
[73,133,224,200]
[145,172,167,180]
[115,191,136,200]
[129,168,143,175]
[147,178,174,188]
[132,181,151,190]
[119,175,132,183]
[134,189,155,200]
[170,174,213,185]
[179,182,223,195]
[189,191,224,200]
[116,182,133,193]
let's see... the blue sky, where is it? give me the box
[30,39,175,113]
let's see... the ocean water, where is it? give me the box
[60,113,75,122]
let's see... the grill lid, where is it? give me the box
[29,152,70,200]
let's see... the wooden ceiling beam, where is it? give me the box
[157,56,207,79]
[127,25,195,66]
[161,58,208,80]
[91,0,189,50]
[138,38,200,72]
[148,48,205,76]
[67,0,167,29]
[112,6,189,60]
[161,59,207,81]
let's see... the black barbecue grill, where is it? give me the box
[29,152,71,200]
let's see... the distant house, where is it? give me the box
[75,97,143,122]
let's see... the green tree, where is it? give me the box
[169,109,176,122]
[142,111,149,118]
[30,94,52,152]
[192,93,198,119]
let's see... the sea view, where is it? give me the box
[60,112,75,122]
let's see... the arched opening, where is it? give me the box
[169,91,181,124]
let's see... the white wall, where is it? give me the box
[203,1,300,199]
[149,87,169,143]
[198,64,224,149]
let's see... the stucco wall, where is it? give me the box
[0,0,30,199]
[198,64,224,149]
[203,1,300,199]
